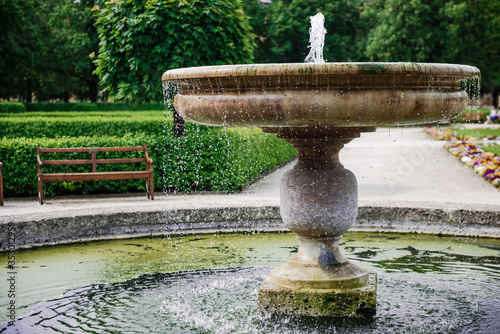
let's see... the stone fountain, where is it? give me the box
[162,62,479,317]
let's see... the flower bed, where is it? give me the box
[424,128,500,189]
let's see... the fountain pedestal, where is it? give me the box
[257,127,377,317]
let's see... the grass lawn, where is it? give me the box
[450,128,500,138]
[448,128,500,156]
[482,145,500,156]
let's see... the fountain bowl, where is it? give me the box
[162,62,480,128]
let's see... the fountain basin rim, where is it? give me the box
[162,62,480,81]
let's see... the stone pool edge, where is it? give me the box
[1,205,499,251]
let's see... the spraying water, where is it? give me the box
[304,13,327,63]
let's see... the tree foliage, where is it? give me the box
[41,0,103,102]
[95,0,256,103]
[0,0,103,102]
[362,0,500,94]
[0,0,48,100]
[243,0,499,96]
[243,0,367,63]
[1,0,499,102]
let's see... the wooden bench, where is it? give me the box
[37,146,154,204]
[0,162,3,206]
[459,111,486,123]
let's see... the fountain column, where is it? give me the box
[258,126,377,318]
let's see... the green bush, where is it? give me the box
[1,109,297,197]
[454,108,490,123]
[0,115,165,138]
[25,103,75,111]
[161,126,297,192]
[0,102,25,113]
[0,110,163,119]
[73,103,99,111]
[0,128,296,197]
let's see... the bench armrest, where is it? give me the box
[144,145,153,166]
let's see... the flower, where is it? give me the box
[434,128,499,189]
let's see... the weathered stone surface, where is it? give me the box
[163,63,479,128]
[1,205,499,251]
[258,272,377,318]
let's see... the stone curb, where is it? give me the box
[1,205,499,251]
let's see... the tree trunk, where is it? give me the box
[173,108,185,137]
[89,78,98,102]
[26,74,32,103]
[493,88,499,108]
[89,60,98,102]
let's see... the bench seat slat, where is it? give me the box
[41,158,148,166]
[41,171,153,182]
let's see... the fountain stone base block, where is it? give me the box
[257,127,377,317]
[258,270,377,318]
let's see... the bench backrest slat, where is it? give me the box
[41,158,148,166]
[39,146,146,154]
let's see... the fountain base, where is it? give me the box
[257,261,377,318]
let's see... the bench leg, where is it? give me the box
[38,177,44,205]
[146,174,154,200]
[150,175,154,200]
[145,178,154,200]
[0,172,3,207]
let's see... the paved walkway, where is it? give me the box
[0,126,499,224]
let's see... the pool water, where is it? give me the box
[1,232,499,333]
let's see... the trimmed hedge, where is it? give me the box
[0,109,297,197]
[0,128,297,197]
[0,116,165,138]
[0,135,160,197]
[0,102,25,113]
[0,110,163,119]
[24,102,164,111]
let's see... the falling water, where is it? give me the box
[462,76,482,109]
[304,13,327,63]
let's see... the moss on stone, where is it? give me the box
[257,276,377,318]
[357,64,388,75]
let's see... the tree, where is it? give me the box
[241,0,273,63]
[363,0,500,101]
[363,0,447,62]
[0,0,48,101]
[0,0,104,102]
[242,0,368,63]
[94,0,256,103]
[41,0,103,102]
[443,0,500,103]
